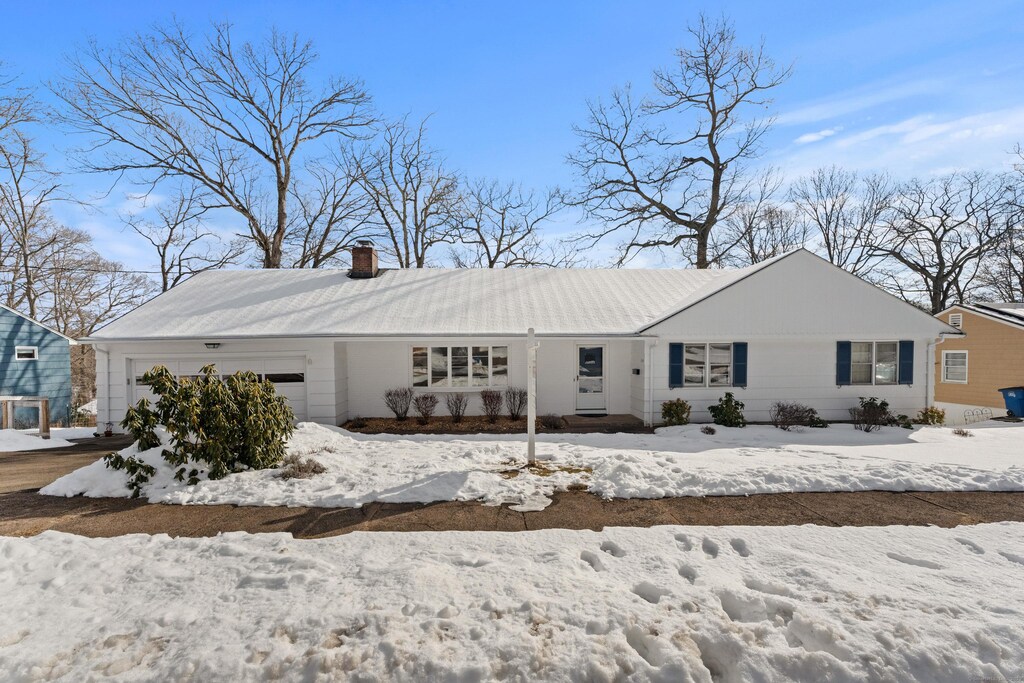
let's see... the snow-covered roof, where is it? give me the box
[969,303,1024,329]
[87,255,795,340]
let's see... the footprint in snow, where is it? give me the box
[730,539,751,557]
[678,564,697,584]
[955,537,985,555]
[886,552,943,570]
[632,581,672,604]
[999,551,1024,566]
[580,550,606,572]
[600,541,627,558]
[674,533,694,551]
[702,538,719,559]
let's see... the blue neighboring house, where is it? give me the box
[0,304,75,426]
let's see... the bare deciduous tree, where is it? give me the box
[54,21,375,268]
[789,166,892,277]
[43,229,157,406]
[452,179,574,268]
[0,109,62,317]
[868,172,1014,313]
[713,169,806,266]
[979,226,1024,302]
[978,154,1024,301]
[358,117,461,268]
[122,188,245,291]
[286,151,375,268]
[567,15,789,268]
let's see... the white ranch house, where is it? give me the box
[86,247,959,428]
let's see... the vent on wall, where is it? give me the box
[949,313,962,328]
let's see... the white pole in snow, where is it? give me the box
[527,327,538,465]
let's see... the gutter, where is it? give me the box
[79,332,660,343]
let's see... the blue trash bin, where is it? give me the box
[998,387,1024,417]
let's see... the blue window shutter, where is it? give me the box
[898,340,914,385]
[732,342,748,387]
[669,343,683,388]
[836,341,852,386]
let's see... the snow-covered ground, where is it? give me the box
[0,430,74,452]
[1,524,1022,681]
[42,421,1024,511]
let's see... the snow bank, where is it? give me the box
[41,421,1024,510]
[0,430,73,453]
[1,523,1022,681]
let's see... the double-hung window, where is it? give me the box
[670,342,748,389]
[850,341,898,385]
[684,343,733,387]
[942,351,968,383]
[413,345,508,388]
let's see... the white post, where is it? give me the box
[527,327,538,465]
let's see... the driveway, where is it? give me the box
[2,437,1024,538]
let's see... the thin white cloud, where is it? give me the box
[769,106,1024,179]
[794,127,842,144]
[776,79,942,127]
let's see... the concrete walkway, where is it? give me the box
[2,437,1023,539]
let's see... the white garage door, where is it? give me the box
[131,357,307,421]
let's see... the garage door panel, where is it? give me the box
[132,357,308,421]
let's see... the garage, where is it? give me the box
[131,356,308,421]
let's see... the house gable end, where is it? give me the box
[645,249,957,340]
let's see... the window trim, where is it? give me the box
[941,350,969,384]
[411,344,509,390]
[14,345,38,361]
[850,340,899,386]
[670,342,733,388]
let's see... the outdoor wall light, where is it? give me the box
[205,342,221,349]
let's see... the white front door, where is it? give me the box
[576,345,607,413]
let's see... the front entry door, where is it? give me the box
[576,345,606,412]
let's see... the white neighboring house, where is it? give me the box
[84,246,960,428]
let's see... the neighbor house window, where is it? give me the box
[14,346,38,361]
[413,345,508,388]
[942,351,968,383]
[682,343,732,387]
[851,341,898,385]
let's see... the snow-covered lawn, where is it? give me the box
[0,430,74,452]
[1,523,1022,681]
[42,421,1024,511]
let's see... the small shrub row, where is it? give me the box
[660,393,746,428]
[383,386,531,424]
[662,395,944,432]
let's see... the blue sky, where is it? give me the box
[2,0,1022,267]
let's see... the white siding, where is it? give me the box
[333,342,349,424]
[345,337,636,418]
[647,338,931,423]
[647,250,951,341]
[94,339,336,430]
[629,340,646,420]
[640,250,947,423]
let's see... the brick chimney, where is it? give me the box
[350,240,379,278]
